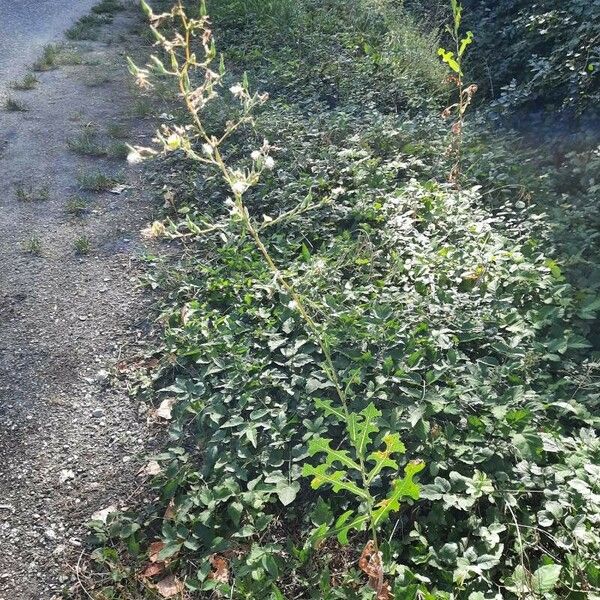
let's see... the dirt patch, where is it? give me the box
[0,6,159,599]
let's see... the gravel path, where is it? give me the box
[0,6,156,599]
[0,0,97,91]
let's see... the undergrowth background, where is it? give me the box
[87,0,600,598]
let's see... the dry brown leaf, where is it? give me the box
[164,499,176,520]
[155,398,177,420]
[148,541,166,563]
[155,574,184,598]
[141,561,166,578]
[358,540,391,600]
[208,554,229,584]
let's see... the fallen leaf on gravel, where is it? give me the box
[155,575,184,598]
[141,561,166,578]
[91,505,118,524]
[208,554,229,584]
[155,398,176,420]
[138,460,162,477]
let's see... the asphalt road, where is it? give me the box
[0,0,97,90]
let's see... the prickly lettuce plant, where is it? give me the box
[128,0,423,595]
[438,0,476,182]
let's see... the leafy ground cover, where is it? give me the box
[86,1,600,599]
[462,0,599,116]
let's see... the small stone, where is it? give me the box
[58,469,75,484]
[44,529,57,541]
[92,408,104,418]
[95,369,109,383]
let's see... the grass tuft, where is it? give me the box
[32,44,59,71]
[15,183,49,202]
[11,73,38,91]
[74,235,92,255]
[77,170,122,191]
[23,235,42,255]
[4,97,28,112]
[66,196,89,216]
[92,0,124,14]
[107,122,129,139]
[67,126,107,156]
[66,14,109,41]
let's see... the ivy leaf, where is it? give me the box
[371,460,425,528]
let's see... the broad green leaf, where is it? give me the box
[533,564,562,594]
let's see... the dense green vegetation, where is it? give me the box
[89,1,600,598]
[462,0,600,115]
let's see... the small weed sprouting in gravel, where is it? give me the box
[67,126,107,156]
[57,48,84,66]
[11,73,38,91]
[92,0,124,14]
[4,97,28,112]
[66,14,108,41]
[130,97,153,118]
[81,71,112,87]
[107,122,129,139]
[15,183,49,202]
[32,44,59,71]
[66,196,88,216]
[77,170,121,191]
[74,235,92,255]
[107,142,129,159]
[23,235,42,255]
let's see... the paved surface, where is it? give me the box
[0,0,97,91]
[0,6,156,598]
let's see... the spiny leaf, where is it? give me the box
[458,31,474,57]
[372,460,425,528]
[307,437,361,471]
[438,48,461,74]
[315,397,346,422]
[367,433,406,481]
[347,403,381,457]
[302,464,370,501]
[333,510,369,545]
